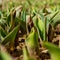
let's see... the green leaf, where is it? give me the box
[0,19,6,26]
[26,28,39,48]
[33,16,44,40]
[6,9,14,26]
[39,13,45,21]
[21,8,26,22]
[23,47,30,60]
[50,11,59,20]
[2,24,20,45]
[0,11,3,18]
[0,51,12,60]
[15,18,26,33]
[0,26,7,37]
[50,12,60,27]
[46,11,60,28]
[23,47,34,60]
[7,12,11,26]
[43,42,60,60]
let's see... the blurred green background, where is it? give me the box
[1,0,60,10]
